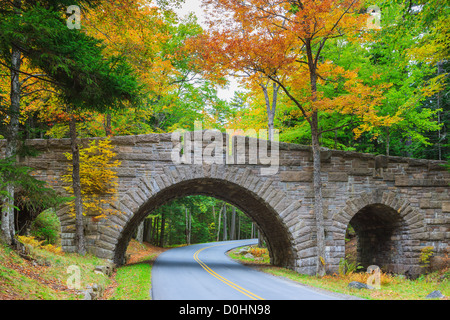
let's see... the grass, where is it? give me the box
[0,237,168,300]
[0,241,111,300]
[108,262,152,300]
[108,240,167,300]
[228,245,450,300]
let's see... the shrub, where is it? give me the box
[62,138,120,220]
[17,235,63,255]
[30,209,61,245]
[419,246,434,269]
[249,247,268,258]
[347,270,397,286]
[338,258,363,276]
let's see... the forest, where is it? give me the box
[0,1,448,255]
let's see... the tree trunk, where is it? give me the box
[105,113,112,136]
[258,228,264,247]
[216,209,221,241]
[305,37,326,277]
[159,211,165,247]
[143,218,152,243]
[230,207,236,240]
[1,24,22,246]
[69,116,86,255]
[152,217,159,245]
[386,127,390,156]
[311,111,326,277]
[237,214,240,240]
[437,60,443,160]
[185,207,191,245]
[222,204,227,241]
[136,221,144,243]
[261,81,279,141]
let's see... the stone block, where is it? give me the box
[419,199,442,209]
[328,172,348,182]
[135,134,160,144]
[442,202,450,213]
[395,176,450,187]
[280,170,313,182]
[349,168,373,176]
[375,155,389,169]
[111,135,136,145]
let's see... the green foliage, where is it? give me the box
[30,209,61,245]
[0,157,68,212]
[338,258,363,276]
[142,195,256,247]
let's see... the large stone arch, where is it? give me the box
[89,164,303,269]
[330,190,427,275]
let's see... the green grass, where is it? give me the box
[0,241,112,300]
[0,238,164,300]
[228,246,449,300]
[109,261,153,300]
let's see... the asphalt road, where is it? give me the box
[151,239,343,300]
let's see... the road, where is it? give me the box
[151,239,343,300]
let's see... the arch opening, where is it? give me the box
[130,195,263,248]
[346,203,409,273]
[113,178,296,269]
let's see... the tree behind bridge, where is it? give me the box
[193,0,401,276]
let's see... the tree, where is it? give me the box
[0,0,102,245]
[0,0,140,252]
[194,0,398,276]
[62,138,121,221]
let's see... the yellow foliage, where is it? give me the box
[248,247,269,258]
[17,235,63,255]
[62,138,121,220]
[419,246,435,267]
[346,271,397,287]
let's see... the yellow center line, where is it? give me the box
[193,242,265,300]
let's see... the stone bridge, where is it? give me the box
[3,132,449,276]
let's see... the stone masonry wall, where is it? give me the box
[1,133,448,276]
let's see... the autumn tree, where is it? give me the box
[62,139,120,221]
[194,0,399,276]
[0,0,140,253]
[82,0,225,135]
[0,0,103,246]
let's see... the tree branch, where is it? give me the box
[319,120,355,136]
[266,74,311,125]
[0,61,60,87]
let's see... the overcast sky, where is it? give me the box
[174,0,207,27]
[173,0,240,101]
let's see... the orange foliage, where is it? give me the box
[188,0,398,137]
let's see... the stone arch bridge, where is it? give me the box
[3,132,449,276]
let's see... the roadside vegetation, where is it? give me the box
[0,238,110,299]
[1,231,448,300]
[228,246,449,300]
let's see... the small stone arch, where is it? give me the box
[330,190,426,276]
[90,164,302,269]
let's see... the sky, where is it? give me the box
[173,0,207,27]
[173,0,241,101]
